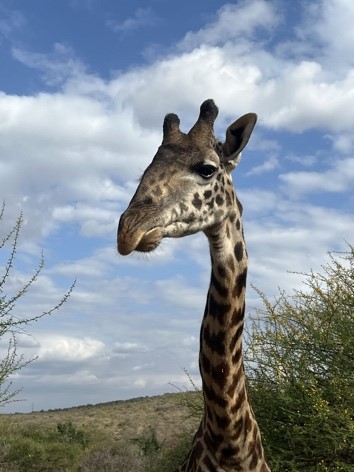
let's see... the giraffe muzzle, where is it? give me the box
[117,224,163,255]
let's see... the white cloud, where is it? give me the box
[1,266,74,321]
[16,333,40,348]
[245,198,354,296]
[107,7,158,34]
[240,189,277,214]
[113,342,148,353]
[285,153,318,167]
[1,0,353,249]
[132,362,154,372]
[180,0,279,49]
[246,155,279,175]
[182,335,198,347]
[52,202,120,238]
[0,86,161,241]
[279,157,354,194]
[261,62,354,131]
[298,0,354,71]
[156,276,205,312]
[12,43,87,87]
[0,8,25,40]
[328,132,354,154]
[33,335,105,362]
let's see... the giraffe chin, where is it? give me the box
[135,227,163,253]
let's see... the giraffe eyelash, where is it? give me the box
[193,163,218,179]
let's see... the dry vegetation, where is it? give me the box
[0,392,200,471]
[0,392,199,446]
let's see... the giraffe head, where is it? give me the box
[117,99,256,255]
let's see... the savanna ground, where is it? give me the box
[0,392,200,472]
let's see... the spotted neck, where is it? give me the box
[179,208,270,472]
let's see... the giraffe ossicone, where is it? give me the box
[117,100,270,472]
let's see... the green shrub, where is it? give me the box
[78,444,145,472]
[57,420,89,449]
[0,422,87,471]
[5,437,44,472]
[245,246,354,471]
[133,427,163,456]
[150,433,193,472]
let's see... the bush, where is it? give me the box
[245,246,354,471]
[57,420,89,449]
[5,437,45,472]
[133,426,163,457]
[0,422,87,471]
[149,433,193,472]
[79,444,145,472]
[0,205,74,407]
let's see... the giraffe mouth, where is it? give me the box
[135,227,163,253]
[118,227,162,255]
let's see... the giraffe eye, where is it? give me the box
[195,164,217,179]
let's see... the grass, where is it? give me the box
[1,392,198,443]
[0,392,200,472]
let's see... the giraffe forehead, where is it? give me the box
[150,142,220,170]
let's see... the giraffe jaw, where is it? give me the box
[135,227,163,253]
[134,222,196,252]
[118,219,198,255]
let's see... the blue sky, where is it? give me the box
[0,0,353,413]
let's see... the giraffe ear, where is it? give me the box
[222,113,257,169]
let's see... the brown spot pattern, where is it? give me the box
[203,325,226,356]
[215,194,224,206]
[192,192,202,210]
[233,268,248,298]
[234,241,244,261]
[211,271,228,298]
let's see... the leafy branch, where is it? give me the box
[0,205,75,407]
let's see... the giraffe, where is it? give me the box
[117,99,270,472]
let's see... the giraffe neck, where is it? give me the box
[182,210,270,471]
[201,211,248,421]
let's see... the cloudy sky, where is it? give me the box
[0,0,353,413]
